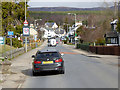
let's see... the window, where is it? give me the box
[36,52,60,59]
[107,38,118,44]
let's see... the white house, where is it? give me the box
[30,24,38,36]
[45,22,58,29]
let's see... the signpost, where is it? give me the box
[23,0,29,53]
[0,37,4,45]
[23,26,30,36]
[34,35,37,47]
[24,19,28,26]
[8,31,14,36]
[7,31,14,59]
[23,20,30,52]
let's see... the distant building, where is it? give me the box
[104,31,119,46]
[75,21,82,26]
[45,22,58,29]
[30,24,38,36]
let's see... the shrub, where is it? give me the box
[95,38,105,45]
[6,38,22,48]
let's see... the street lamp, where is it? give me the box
[68,13,77,47]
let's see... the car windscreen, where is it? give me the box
[36,52,60,59]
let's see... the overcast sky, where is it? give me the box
[28,0,118,8]
[29,0,119,2]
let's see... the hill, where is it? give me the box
[28,6,114,11]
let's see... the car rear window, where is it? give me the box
[36,52,60,59]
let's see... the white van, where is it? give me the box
[48,39,57,47]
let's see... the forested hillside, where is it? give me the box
[28,9,115,42]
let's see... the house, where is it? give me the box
[45,22,58,29]
[104,19,119,46]
[104,31,119,46]
[30,24,38,36]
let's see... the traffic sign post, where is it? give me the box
[23,26,30,36]
[0,37,4,45]
[7,31,14,59]
[23,20,30,52]
[23,19,28,26]
[8,31,14,36]
[34,35,37,47]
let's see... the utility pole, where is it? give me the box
[68,13,77,47]
[114,0,117,18]
[25,0,27,52]
[74,14,77,47]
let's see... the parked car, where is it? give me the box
[32,49,65,76]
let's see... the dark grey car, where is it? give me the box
[32,50,65,76]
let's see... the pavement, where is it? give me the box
[0,40,47,88]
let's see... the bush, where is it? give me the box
[63,40,67,44]
[95,38,105,45]
[6,38,22,48]
[77,43,90,51]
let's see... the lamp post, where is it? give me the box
[68,13,77,47]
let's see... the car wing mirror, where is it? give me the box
[5,56,7,59]
[32,55,35,58]
[61,53,64,56]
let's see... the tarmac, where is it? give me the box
[0,41,119,88]
[62,44,119,66]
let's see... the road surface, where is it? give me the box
[21,42,118,88]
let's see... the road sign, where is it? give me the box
[0,37,4,45]
[8,31,14,36]
[7,36,15,38]
[34,35,37,41]
[23,26,30,36]
[23,40,29,44]
[23,19,28,26]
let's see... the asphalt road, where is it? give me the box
[21,42,118,88]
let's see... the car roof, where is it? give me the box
[38,49,59,53]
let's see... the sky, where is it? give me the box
[28,0,118,8]
[29,0,119,2]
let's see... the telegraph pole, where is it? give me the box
[25,0,27,52]
[114,0,117,18]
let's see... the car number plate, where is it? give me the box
[42,61,53,64]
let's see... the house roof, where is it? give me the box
[45,22,55,27]
[105,31,118,38]
[55,29,64,34]
[45,22,58,29]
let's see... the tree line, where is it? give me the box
[2,2,29,48]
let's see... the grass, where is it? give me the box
[0,44,16,54]
[67,43,75,45]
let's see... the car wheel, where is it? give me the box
[33,70,37,76]
[59,70,65,74]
